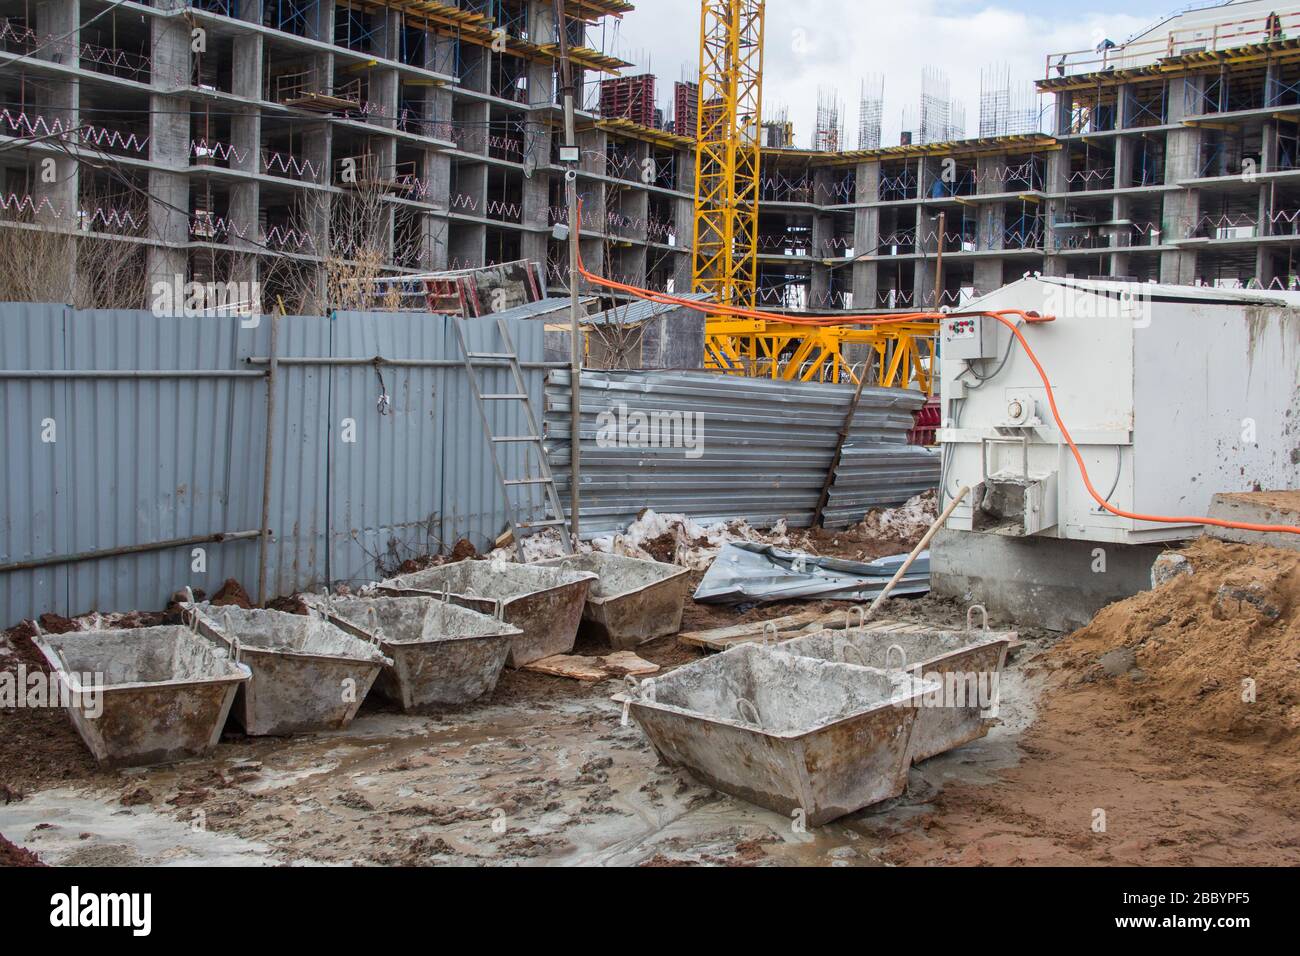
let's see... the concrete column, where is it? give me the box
[1161,126,1202,282]
[1114,135,1134,189]
[1042,142,1071,276]
[148,18,193,286]
[423,148,452,269]
[228,35,261,273]
[230,35,262,174]
[301,124,333,252]
[1169,75,1197,122]
[1110,193,1131,278]
[431,31,458,79]
[32,0,79,218]
[308,1,334,43]
[852,260,877,309]
[1054,92,1073,137]
[1262,121,1280,174]
[671,249,692,293]
[371,68,400,131]
[529,0,558,106]
[449,222,486,268]
[973,258,1003,294]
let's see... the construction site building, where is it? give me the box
[3,0,1300,312]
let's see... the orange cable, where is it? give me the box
[569,202,1300,535]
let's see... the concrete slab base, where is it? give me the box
[1206,491,1300,552]
[931,528,1177,632]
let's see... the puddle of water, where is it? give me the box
[0,789,299,866]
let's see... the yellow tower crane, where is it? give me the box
[692,0,765,312]
[691,0,936,391]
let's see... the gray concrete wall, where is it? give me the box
[931,528,1173,632]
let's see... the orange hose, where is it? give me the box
[569,202,1300,536]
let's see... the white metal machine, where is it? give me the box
[938,277,1300,545]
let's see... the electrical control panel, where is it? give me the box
[942,315,999,361]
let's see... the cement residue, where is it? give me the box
[0,640,1044,867]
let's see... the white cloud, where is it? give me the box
[603,1,1156,147]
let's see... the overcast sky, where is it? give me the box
[588,0,1182,146]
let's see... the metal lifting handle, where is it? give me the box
[760,621,779,647]
[967,604,990,632]
[735,698,762,728]
[365,606,386,646]
[182,587,200,634]
[837,641,868,667]
[220,608,241,664]
[884,643,908,671]
[844,606,866,632]
[981,435,1030,482]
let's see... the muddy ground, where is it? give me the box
[2,533,1296,867]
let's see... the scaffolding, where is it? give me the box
[858,75,883,150]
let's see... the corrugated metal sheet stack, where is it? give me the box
[546,370,939,537]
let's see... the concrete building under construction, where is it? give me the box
[3,0,1300,312]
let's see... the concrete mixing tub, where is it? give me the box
[618,644,934,826]
[379,561,596,666]
[30,626,250,767]
[781,613,1014,763]
[323,596,521,709]
[535,553,691,648]
[188,605,390,736]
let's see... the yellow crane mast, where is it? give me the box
[693,0,765,310]
[690,0,935,391]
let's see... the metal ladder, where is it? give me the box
[452,316,573,556]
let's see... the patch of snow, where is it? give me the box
[854,491,937,542]
[488,510,793,570]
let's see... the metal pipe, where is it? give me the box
[257,310,280,607]
[555,0,583,544]
[0,369,265,379]
[244,357,567,370]
[0,530,262,575]
[934,210,946,307]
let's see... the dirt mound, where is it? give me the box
[449,538,477,562]
[0,834,43,867]
[1048,537,1300,801]
[210,578,254,609]
[873,537,1300,865]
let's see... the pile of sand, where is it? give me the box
[1047,537,1300,798]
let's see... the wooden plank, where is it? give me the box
[679,613,909,653]
[603,652,660,678]
[523,655,609,682]
[676,611,825,651]
[523,652,659,682]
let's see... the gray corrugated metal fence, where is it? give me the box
[545,370,940,537]
[0,304,545,626]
